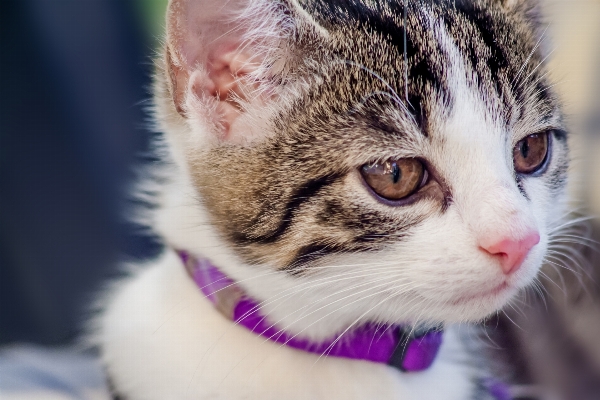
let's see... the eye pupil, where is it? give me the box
[520,140,529,159]
[391,162,401,184]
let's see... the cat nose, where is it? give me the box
[479,232,540,275]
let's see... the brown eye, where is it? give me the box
[513,132,549,174]
[361,158,425,201]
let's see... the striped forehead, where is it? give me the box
[305,0,556,138]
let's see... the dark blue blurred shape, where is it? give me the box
[0,0,161,345]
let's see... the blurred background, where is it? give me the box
[0,0,166,348]
[0,0,598,399]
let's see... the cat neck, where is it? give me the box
[177,249,443,372]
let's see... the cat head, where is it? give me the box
[155,0,569,332]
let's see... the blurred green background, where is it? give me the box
[135,0,168,40]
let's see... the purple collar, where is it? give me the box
[178,250,442,372]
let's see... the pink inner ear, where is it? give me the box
[208,50,260,100]
[168,0,244,69]
[166,0,275,140]
[187,49,262,137]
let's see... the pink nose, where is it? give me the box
[480,232,540,275]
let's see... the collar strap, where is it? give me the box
[178,250,443,372]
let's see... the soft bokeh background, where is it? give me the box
[1,0,166,346]
[0,0,598,399]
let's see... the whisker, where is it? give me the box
[517,48,556,90]
[502,307,524,331]
[314,291,404,365]
[548,215,594,234]
[511,24,549,86]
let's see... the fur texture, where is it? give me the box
[94,1,570,398]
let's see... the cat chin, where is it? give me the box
[438,284,537,324]
[449,282,512,306]
[413,276,538,324]
[437,289,520,323]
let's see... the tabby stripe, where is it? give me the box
[284,241,371,274]
[310,0,448,127]
[233,174,340,245]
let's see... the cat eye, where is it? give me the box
[361,159,425,201]
[513,132,550,174]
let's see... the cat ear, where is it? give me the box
[165,0,326,144]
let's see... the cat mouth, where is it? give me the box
[450,282,511,305]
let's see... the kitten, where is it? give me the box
[95,0,570,399]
